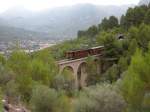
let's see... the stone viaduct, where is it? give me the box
[57,54,103,89]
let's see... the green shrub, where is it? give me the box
[74,84,126,112]
[30,85,71,112]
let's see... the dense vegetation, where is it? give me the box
[0,4,150,112]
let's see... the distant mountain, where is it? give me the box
[0,4,133,39]
[139,0,150,5]
[0,25,50,41]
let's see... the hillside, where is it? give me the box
[0,4,132,39]
[0,25,50,41]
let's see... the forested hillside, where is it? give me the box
[0,4,150,112]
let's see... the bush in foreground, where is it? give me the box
[74,84,126,112]
[30,85,72,112]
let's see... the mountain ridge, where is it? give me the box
[0,4,134,40]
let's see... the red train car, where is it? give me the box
[65,46,104,59]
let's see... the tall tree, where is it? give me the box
[100,17,110,31]
[87,25,98,37]
[120,15,127,30]
[122,49,150,111]
[144,9,150,24]
[108,16,119,29]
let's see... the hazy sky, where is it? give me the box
[0,0,140,12]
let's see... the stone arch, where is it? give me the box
[61,66,76,89]
[77,62,87,90]
[61,66,75,80]
[62,66,74,74]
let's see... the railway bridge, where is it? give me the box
[57,46,105,89]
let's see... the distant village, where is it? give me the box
[0,39,62,55]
